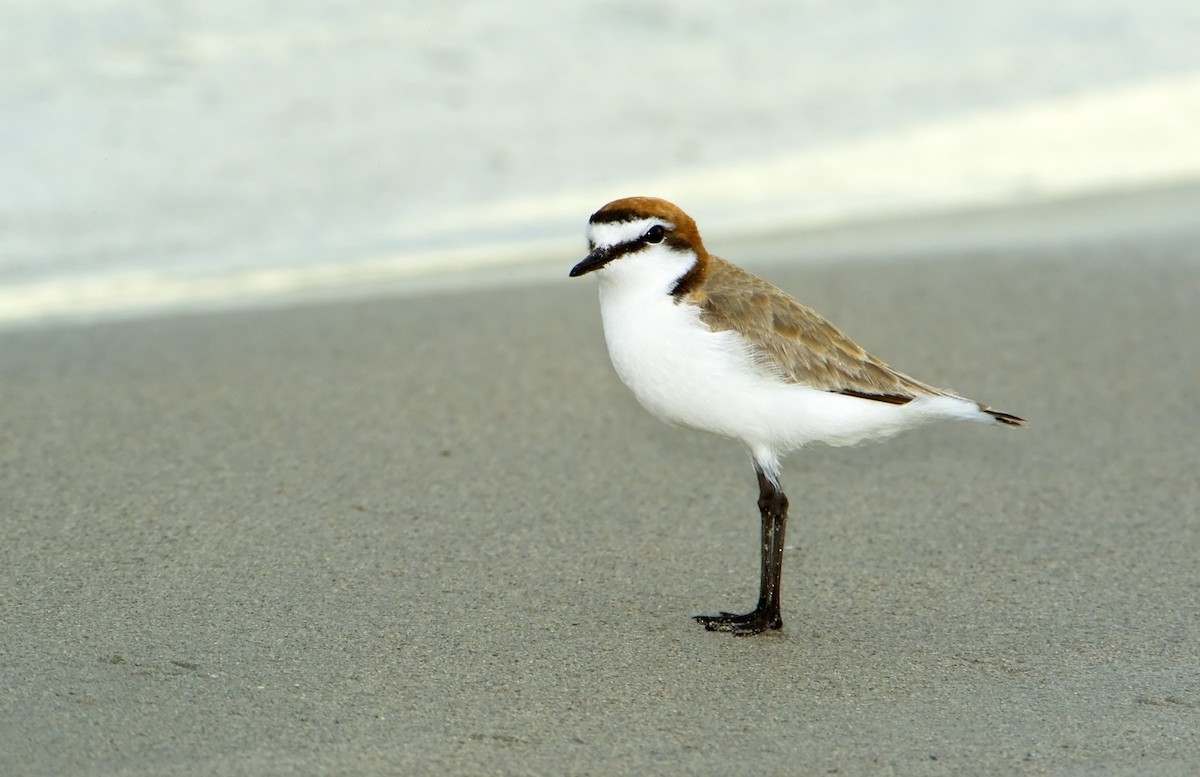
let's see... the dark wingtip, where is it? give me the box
[985,409,1027,427]
[837,389,916,405]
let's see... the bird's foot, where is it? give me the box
[693,608,782,636]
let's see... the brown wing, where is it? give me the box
[690,257,946,401]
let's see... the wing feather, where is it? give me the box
[690,257,945,401]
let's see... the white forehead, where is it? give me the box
[587,217,673,248]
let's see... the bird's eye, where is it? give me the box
[645,225,666,244]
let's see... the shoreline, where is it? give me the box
[3,179,1200,333]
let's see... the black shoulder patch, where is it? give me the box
[670,241,706,298]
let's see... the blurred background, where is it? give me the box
[2,0,1199,325]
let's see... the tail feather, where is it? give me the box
[982,407,1027,427]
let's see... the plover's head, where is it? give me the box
[569,197,709,292]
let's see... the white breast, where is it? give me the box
[595,246,786,450]
[600,276,764,434]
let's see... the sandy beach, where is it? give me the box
[2,189,1199,775]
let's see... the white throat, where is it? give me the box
[594,242,698,300]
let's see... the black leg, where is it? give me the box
[694,466,789,635]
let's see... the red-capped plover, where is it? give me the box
[570,196,1025,635]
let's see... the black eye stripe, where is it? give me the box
[602,238,648,263]
[663,234,689,251]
